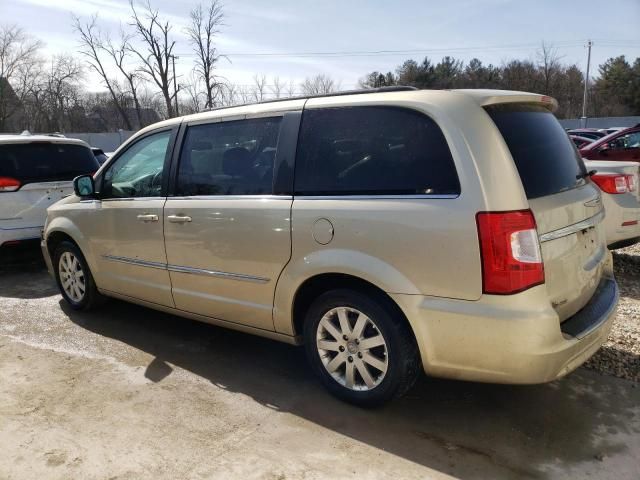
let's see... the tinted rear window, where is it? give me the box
[0,142,99,184]
[295,106,460,196]
[486,104,587,199]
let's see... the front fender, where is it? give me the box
[44,216,98,277]
[273,248,420,335]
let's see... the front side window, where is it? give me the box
[102,130,171,198]
[609,131,640,150]
[176,117,282,196]
[294,106,460,196]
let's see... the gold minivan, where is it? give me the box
[42,88,619,406]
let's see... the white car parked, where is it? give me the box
[585,159,640,249]
[0,135,99,248]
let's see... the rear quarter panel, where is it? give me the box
[273,92,530,335]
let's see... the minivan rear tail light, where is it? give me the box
[591,174,633,194]
[476,210,545,295]
[0,177,21,192]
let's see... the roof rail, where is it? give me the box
[204,85,418,113]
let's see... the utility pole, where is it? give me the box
[581,40,592,128]
[171,54,179,117]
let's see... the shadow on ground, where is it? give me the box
[60,297,640,480]
[0,246,58,299]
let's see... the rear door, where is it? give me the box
[163,114,295,331]
[0,141,98,236]
[486,104,608,321]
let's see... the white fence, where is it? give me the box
[63,131,136,152]
[558,116,640,130]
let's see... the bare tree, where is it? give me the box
[102,29,146,127]
[251,73,267,102]
[26,54,83,131]
[217,82,233,106]
[300,74,338,95]
[270,76,285,99]
[237,85,251,104]
[286,79,296,98]
[185,0,224,109]
[0,24,43,130]
[128,0,177,118]
[537,41,564,94]
[183,70,205,113]
[74,15,133,130]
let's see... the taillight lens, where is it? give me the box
[0,177,21,192]
[591,174,634,194]
[476,210,544,295]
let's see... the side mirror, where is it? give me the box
[73,175,96,198]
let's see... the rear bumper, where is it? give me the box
[391,276,618,384]
[0,225,43,247]
[601,192,640,248]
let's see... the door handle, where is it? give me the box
[167,215,192,223]
[137,214,159,222]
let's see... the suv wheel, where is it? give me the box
[304,289,420,407]
[53,241,104,311]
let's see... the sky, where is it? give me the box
[2,0,639,96]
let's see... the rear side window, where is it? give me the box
[0,142,98,185]
[176,117,282,196]
[486,104,587,199]
[294,106,460,196]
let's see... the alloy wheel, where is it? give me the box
[59,251,86,302]
[316,306,389,391]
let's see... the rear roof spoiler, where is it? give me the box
[453,89,558,112]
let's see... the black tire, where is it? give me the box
[303,288,420,407]
[53,240,105,311]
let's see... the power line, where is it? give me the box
[161,39,640,63]
[172,41,589,59]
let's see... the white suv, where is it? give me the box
[0,135,99,248]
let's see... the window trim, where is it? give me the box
[292,105,461,198]
[97,125,178,200]
[168,114,292,198]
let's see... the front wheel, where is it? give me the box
[53,241,104,311]
[303,289,420,407]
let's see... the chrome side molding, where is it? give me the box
[102,255,167,270]
[167,264,269,283]
[102,254,269,283]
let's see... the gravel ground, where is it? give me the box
[584,243,640,383]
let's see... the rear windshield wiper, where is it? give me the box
[576,170,596,180]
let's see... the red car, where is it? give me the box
[569,135,594,149]
[581,126,640,162]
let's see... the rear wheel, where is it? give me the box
[53,241,104,311]
[303,289,420,407]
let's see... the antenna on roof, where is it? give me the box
[20,130,31,136]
